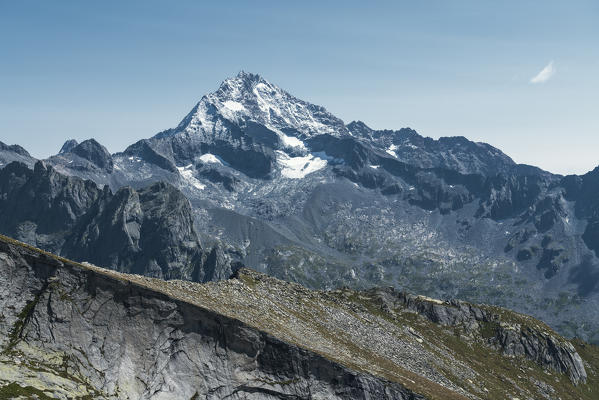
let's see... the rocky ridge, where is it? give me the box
[0,235,424,400]
[0,141,36,169]
[1,235,598,399]
[0,161,231,282]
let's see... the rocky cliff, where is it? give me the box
[0,161,231,282]
[0,141,36,169]
[0,235,423,399]
[1,235,598,400]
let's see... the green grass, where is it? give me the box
[4,294,42,354]
[479,320,500,339]
[0,382,55,400]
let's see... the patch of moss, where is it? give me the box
[0,382,54,400]
[480,320,500,339]
[4,294,42,353]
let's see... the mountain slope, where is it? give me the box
[0,141,36,169]
[1,235,599,399]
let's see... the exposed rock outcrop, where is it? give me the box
[1,236,598,399]
[0,140,36,168]
[0,236,423,400]
[70,139,114,172]
[58,139,79,154]
[368,288,587,384]
[0,161,230,282]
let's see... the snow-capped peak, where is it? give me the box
[175,71,349,141]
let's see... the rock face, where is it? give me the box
[0,140,36,168]
[69,139,114,172]
[369,288,587,384]
[1,236,598,400]
[58,139,79,154]
[61,181,205,280]
[0,161,102,252]
[0,161,229,281]
[0,236,423,400]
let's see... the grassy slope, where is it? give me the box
[1,234,599,399]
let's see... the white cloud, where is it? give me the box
[530,61,556,84]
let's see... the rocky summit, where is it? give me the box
[1,234,599,399]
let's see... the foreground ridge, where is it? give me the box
[0,234,598,399]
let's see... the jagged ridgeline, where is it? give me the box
[0,161,234,282]
[0,235,598,399]
[1,71,599,347]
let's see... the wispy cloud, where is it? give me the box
[530,61,556,84]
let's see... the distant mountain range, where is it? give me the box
[1,71,598,343]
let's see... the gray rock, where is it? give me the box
[0,140,36,169]
[0,161,231,282]
[59,139,79,154]
[367,287,587,384]
[0,236,424,400]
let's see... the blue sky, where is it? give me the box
[0,1,597,174]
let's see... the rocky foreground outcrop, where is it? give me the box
[1,234,598,399]
[369,288,587,384]
[0,235,422,399]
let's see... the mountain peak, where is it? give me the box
[71,139,114,172]
[235,70,263,82]
[173,72,349,141]
[0,141,31,157]
[59,139,79,154]
[347,121,373,138]
[213,70,270,102]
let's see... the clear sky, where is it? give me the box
[0,1,597,175]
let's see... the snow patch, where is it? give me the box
[369,165,380,169]
[386,144,398,157]
[222,100,245,112]
[276,151,328,179]
[177,164,205,190]
[198,153,223,165]
[280,134,306,150]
